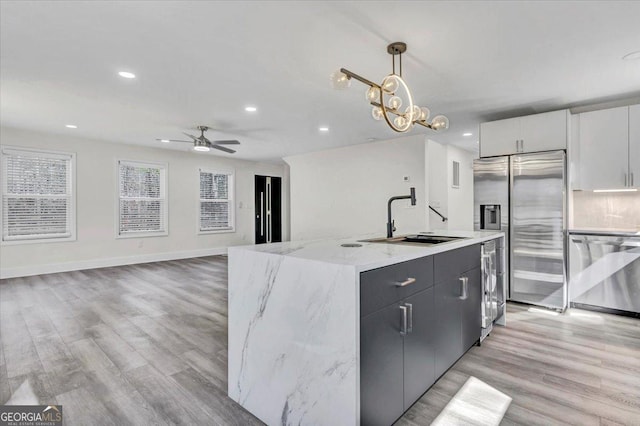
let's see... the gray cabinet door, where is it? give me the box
[360,303,404,426]
[434,278,462,378]
[461,266,482,352]
[402,287,435,411]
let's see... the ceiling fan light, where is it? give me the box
[194,146,210,152]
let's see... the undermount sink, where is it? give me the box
[360,234,467,245]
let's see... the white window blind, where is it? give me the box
[199,170,234,232]
[118,160,167,236]
[1,147,75,242]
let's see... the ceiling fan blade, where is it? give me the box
[156,138,193,143]
[182,132,198,141]
[211,145,236,154]
[213,140,240,145]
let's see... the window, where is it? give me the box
[118,160,167,237]
[1,146,75,243]
[199,169,234,233]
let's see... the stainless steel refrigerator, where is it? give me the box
[474,150,567,310]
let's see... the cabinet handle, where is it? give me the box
[396,277,416,287]
[459,276,469,300]
[515,140,519,152]
[399,305,408,336]
[632,173,635,187]
[405,303,413,333]
[625,173,628,187]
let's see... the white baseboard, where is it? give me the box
[0,247,228,279]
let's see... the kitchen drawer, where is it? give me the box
[360,256,434,318]
[434,244,481,284]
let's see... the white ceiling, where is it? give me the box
[2,1,640,162]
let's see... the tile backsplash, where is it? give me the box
[571,191,640,231]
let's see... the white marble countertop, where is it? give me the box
[228,229,505,272]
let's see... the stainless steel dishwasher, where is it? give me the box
[569,231,640,316]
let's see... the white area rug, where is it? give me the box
[431,376,512,426]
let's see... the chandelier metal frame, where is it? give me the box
[337,42,449,133]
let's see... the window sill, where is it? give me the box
[116,231,168,239]
[1,235,77,246]
[198,228,236,235]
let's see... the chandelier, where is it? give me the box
[331,42,449,133]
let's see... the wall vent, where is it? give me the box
[452,160,460,188]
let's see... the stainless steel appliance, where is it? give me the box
[481,240,497,341]
[569,231,640,316]
[474,150,567,310]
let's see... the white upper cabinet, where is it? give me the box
[576,106,630,190]
[479,117,521,157]
[480,110,568,158]
[629,104,640,188]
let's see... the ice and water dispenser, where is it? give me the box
[480,204,501,230]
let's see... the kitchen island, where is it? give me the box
[227,230,504,425]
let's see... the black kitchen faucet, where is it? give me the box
[387,187,416,238]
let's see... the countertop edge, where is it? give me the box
[354,233,504,272]
[228,231,505,273]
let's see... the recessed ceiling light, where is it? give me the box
[319,127,329,132]
[160,139,170,143]
[244,106,257,112]
[65,124,77,129]
[463,132,473,136]
[118,71,136,79]
[622,51,640,60]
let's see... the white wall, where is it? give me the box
[427,140,475,231]
[285,135,428,240]
[427,140,448,229]
[446,145,475,231]
[0,127,288,278]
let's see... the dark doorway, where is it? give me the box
[255,175,282,244]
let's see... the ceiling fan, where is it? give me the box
[156,126,240,154]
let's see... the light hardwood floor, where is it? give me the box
[1,256,639,425]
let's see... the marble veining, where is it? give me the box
[228,250,359,425]
[227,230,503,425]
